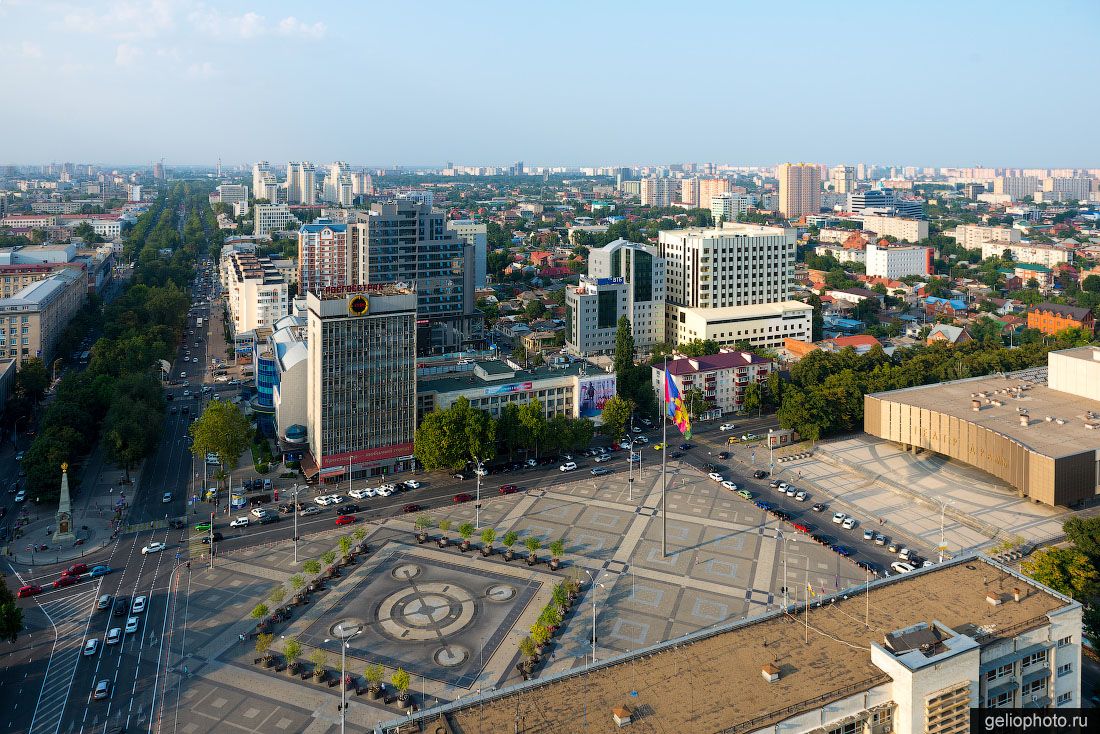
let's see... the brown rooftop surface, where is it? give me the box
[868,366,1100,459]
[445,559,1066,734]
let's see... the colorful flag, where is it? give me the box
[663,371,692,439]
[806,583,815,598]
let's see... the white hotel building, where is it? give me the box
[223,252,289,335]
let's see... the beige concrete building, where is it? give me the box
[979,240,1073,268]
[777,162,822,218]
[639,177,678,207]
[666,300,812,350]
[223,252,289,335]
[865,347,1100,507]
[950,224,1021,250]
[0,267,87,365]
[859,214,929,243]
[829,164,855,194]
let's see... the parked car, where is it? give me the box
[452,472,467,481]
[349,488,374,499]
[337,504,360,514]
[794,490,808,502]
[863,529,875,541]
[811,503,827,512]
[249,507,268,519]
[831,512,847,525]
[299,506,323,517]
[736,489,753,500]
[891,562,915,574]
[841,517,857,530]
[832,545,852,557]
[258,513,280,525]
[874,534,886,546]
[594,454,611,463]
[752,470,768,479]
[403,480,421,490]
[125,616,140,634]
[722,480,738,491]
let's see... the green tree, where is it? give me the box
[524,536,541,562]
[364,662,384,689]
[682,388,710,419]
[255,633,274,658]
[613,316,636,397]
[268,586,285,605]
[599,395,634,439]
[678,339,720,358]
[0,576,24,643]
[742,382,764,415]
[1081,274,1100,293]
[524,300,547,320]
[289,574,304,591]
[1063,516,1100,561]
[321,550,336,566]
[1020,547,1100,601]
[338,535,353,557]
[250,603,269,620]
[502,530,519,551]
[392,668,411,696]
[413,397,496,471]
[15,358,49,402]
[518,400,547,456]
[458,522,475,543]
[302,560,321,575]
[549,539,566,560]
[103,397,160,481]
[190,401,251,482]
[310,648,328,677]
[283,638,303,668]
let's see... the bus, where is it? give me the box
[196,317,203,328]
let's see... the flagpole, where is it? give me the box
[661,355,668,558]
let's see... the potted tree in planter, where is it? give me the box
[480,528,496,557]
[364,663,384,701]
[255,633,275,668]
[269,586,286,607]
[414,515,432,545]
[338,535,353,565]
[251,603,269,632]
[524,536,542,566]
[289,574,305,604]
[321,550,337,577]
[502,531,518,562]
[458,523,475,553]
[530,623,551,657]
[548,539,566,571]
[302,560,321,576]
[283,638,302,676]
[551,583,571,616]
[352,526,368,554]
[392,668,411,708]
[437,519,451,548]
[310,648,328,683]
[518,636,538,678]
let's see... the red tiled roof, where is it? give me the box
[662,351,770,376]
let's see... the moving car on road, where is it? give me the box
[131,595,146,613]
[401,503,422,513]
[452,493,473,504]
[106,628,121,645]
[299,506,323,517]
[559,462,577,472]
[125,616,139,634]
[83,639,99,656]
[89,565,113,577]
[93,680,111,701]
[335,514,356,526]
[18,584,42,598]
[229,517,249,528]
[52,575,77,589]
[590,467,611,476]
[499,484,518,495]
[141,542,166,555]
[719,423,736,431]
[403,480,421,490]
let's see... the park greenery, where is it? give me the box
[1021,514,1100,637]
[190,400,252,488]
[19,183,212,502]
[413,395,595,470]
[0,573,23,642]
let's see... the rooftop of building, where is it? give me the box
[313,283,415,300]
[662,222,793,239]
[419,358,604,395]
[298,218,346,234]
[403,556,1071,734]
[658,350,771,376]
[868,362,1100,458]
[0,267,84,309]
[671,300,812,320]
[229,252,284,285]
[1029,302,1092,319]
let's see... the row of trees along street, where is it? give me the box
[18,182,212,503]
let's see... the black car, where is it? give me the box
[669,451,683,459]
[113,597,129,617]
[703,462,717,472]
[771,509,792,522]
[718,452,730,460]
[753,470,769,479]
[169,519,186,529]
[679,443,693,450]
[810,534,831,546]
[249,494,272,506]
[278,503,294,514]
[337,504,360,515]
[201,532,225,544]
[258,514,280,525]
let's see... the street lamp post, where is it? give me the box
[474,457,484,530]
[938,500,953,564]
[584,570,608,665]
[291,483,301,564]
[325,625,363,734]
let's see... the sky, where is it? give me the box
[1,0,1098,168]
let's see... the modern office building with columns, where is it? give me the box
[865,346,1100,507]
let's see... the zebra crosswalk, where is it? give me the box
[27,584,101,734]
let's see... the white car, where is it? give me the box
[841,517,857,530]
[326,494,345,505]
[14,490,25,502]
[634,435,648,445]
[794,490,808,501]
[229,517,249,528]
[721,480,738,491]
[559,462,577,472]
[890,562,915,574]
[784,486,797,497]
[525,459,538,468]
[375,486,394,497]
[125,616,139,634]
[179,372,187,378]
[348,488,374,500]
[719,423,736,431]
[83,638,99,656]
[898,547,912,561]
[708,472,723,482]
[777,482,790,491]
[249,507,268,519]
[162,492,172,503]
[629,452,641,463]
[862,529,875,541]
[314,495,333,506]
[403,480,421,489]
[594,454,611,463]
[141,542,166,555]
[106,628,122,645]
[131,596,146,614]
[831,512,846,525]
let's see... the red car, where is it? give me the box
[498,484,518,495]
[401,503,422,514]
[52,575,77,589]
[452,493,473,504]
[62,563,90,578]
[17,585,42,598]
[792,523,812,534]
[334,515,356,526]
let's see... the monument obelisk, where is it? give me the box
[53,462,77,546]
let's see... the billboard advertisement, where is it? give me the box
[575,374,617,420]
[483,381,533,397]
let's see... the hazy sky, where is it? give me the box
[2,0,1098,167]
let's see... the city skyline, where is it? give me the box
[1,0,1097,166]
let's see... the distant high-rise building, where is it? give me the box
[254,203,299,237]
[350,171,373,197]
[640,177,678,207]
[698,178,730,210]
[153,161,164,180]
[993,176,1040,201]
[305,285,416,480]
[777,163,821,219]
[286,162,316,205]
[680,178,700,207]
[252,161,271,198]
[511,161,525,176]
[1043,177,1090,201]
[829,165,855,194]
